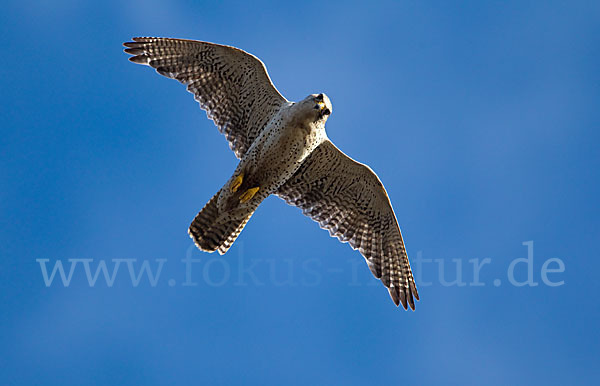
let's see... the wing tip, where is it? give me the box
[411,281,420,301]
[124,47,145,55]
[123,43,149,64]
[127,55,148,64]
[123,37,152,47]
[388,282,419,311]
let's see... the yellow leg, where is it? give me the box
[239,187,260,203]
[230,173,244,192]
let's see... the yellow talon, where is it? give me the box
[239,187,259,203]
[230,173,244,192]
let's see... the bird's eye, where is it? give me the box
[315,93,324,101]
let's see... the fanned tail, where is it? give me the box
[188,189,256,254]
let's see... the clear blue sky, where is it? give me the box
[2,1,599,385]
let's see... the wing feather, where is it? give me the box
[277,140,419,309]
[124,37,287,158]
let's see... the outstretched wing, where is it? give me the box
[124,37,287,158]
[276,140,419,310]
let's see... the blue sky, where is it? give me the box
[1,0,599,385]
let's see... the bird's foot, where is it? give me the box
[230,173,244,192]
[239,187,260,203]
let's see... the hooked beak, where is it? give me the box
[315,95,330,117]
[319,103,331,118]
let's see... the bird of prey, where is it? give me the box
[124,37,419,309]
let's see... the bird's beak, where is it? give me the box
[317,101,326,111]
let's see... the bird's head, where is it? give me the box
[297,93,332,123]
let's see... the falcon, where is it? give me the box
[124,37,419,309]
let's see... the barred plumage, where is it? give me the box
[124,37,419,309]
[276,140,418,309]
[124,37,286,158]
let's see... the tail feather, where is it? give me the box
[188,189,256,254]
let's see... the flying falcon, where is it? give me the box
[124,37,419,310]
